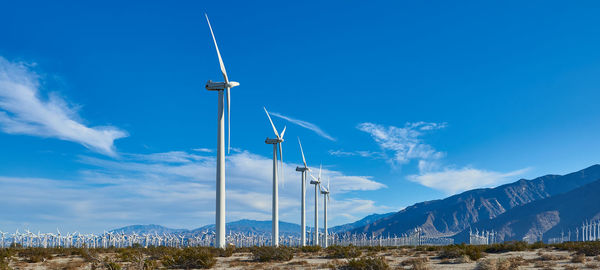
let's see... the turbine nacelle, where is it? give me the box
[205,80,240,91]
[265,137,283,144]
[295,166,310,172]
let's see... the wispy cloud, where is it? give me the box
[193,148,213,153]
[270,111,335,141]
[328,149,384,159]
[0,57,127,156]
[355,122,446,167]
[350,121,530,195]
[407,167,530,195]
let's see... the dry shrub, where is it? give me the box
[573,253,588,263]
[251,246,293,262]
[326,245,362,259]
[438,244,485,261]
[439,258,451,264]
[456,254,472,264]
[475,256,526,270]
[287,260,309,265]
[438,255,470,264]
[319,259,344,269]
[475,259,497,270]
[343,257,390,270]
[533,260,556,268]
[46,260,86,270]
[227,258,252,267]
[539,252,560,261]
[401,257,429,266]
[162,248,216,269]
[401,257,430,270]
[564,265,580,270]
[18,248,52,263]
[300,245,321,253]
[586,263,600,269]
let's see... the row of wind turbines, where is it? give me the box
[204,14,331,248]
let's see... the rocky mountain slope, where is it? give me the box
[460,176,600,242]
[351,165,600,238]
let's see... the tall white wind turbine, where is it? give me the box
[264,107,286,247]
[205,14,240,249]
[309,165,322,246]
[320,177,330,248]
[295,138,310,246]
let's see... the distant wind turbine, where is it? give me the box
[264,107,286,247]
[295,137,311,246]
[309,164,322,246]
[320,177,331,248]
[205,14,240,249]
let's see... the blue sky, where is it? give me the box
[1,1,600,233]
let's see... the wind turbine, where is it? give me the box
[295,137,310,246]
[204,14,240,248]
[264,107,286,247]
[309,164,322,246]
[320,177,330,248]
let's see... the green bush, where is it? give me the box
[344,257,390,270]
[251,246,294,262]
[162,247,216,269]
[300,245,322,253]
[326,245,362,258]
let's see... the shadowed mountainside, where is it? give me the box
[351,165,600,238]
[456,177,600,242]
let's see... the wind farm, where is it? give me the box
[3,1,600,269]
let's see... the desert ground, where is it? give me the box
[3,242,600,270]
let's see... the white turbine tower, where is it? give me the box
[295,138,310,246]
[309,165,322,246]
[320,177,330,248]
[205,14,240,249]
[264,107,286,247]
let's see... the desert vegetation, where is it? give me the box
[2,241,600,269]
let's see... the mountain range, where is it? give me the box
[112,165,600,243]
[110,212,394,237]
[351,164,600,242]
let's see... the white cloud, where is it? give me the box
[0,57,127,156]
[270,111,335,141]
[0,149,387,233]
[407,167,530,195]
[356,122,446,166]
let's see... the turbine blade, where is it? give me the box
[205,14,229,83]
[227,88,231,154]
[263,107,280,138]
[310,174,318,182]
[280,126,287,139]
[319,164,322,180]
[298,137,307,168]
